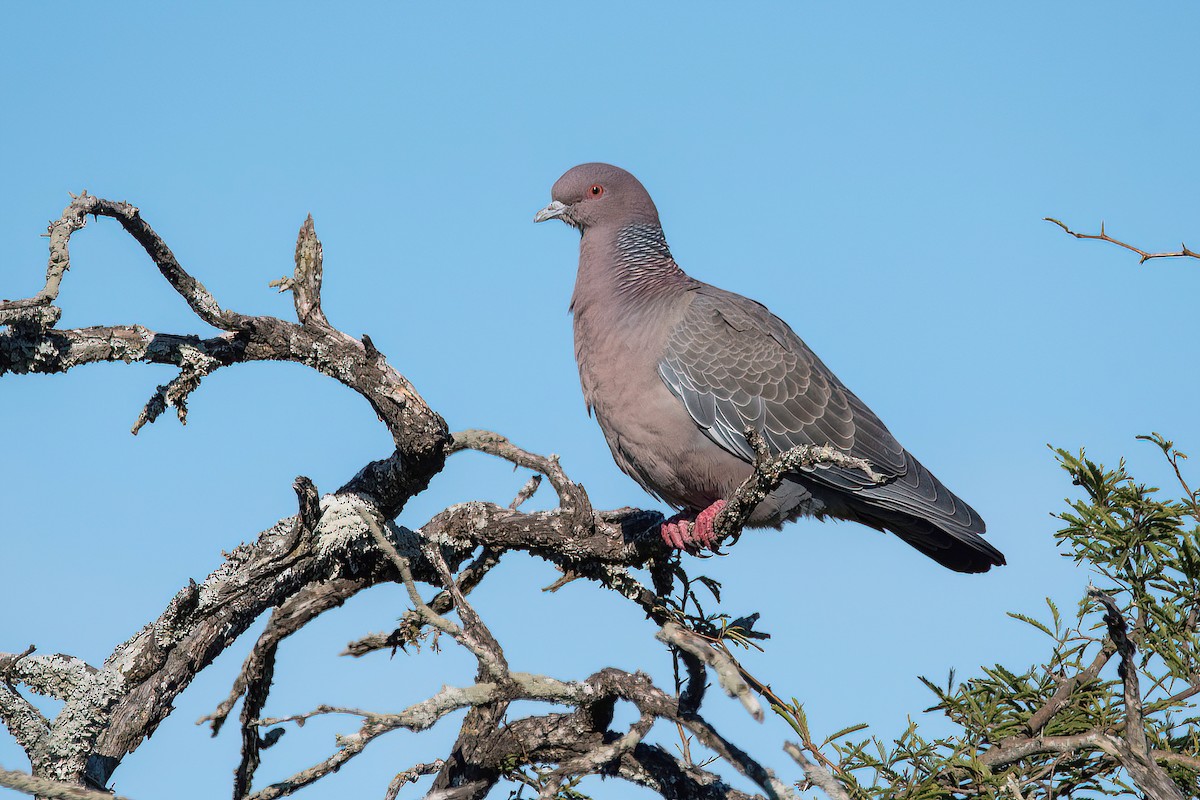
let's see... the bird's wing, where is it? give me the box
[657,286,908,490]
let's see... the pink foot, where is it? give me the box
[659,500,727,551]
[660,512,694,550]
[693,500,726,548]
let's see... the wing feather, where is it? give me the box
[658,287,906,489]
[655,285,1001,572]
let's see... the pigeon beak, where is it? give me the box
[534,200,568,223]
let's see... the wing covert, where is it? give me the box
[658,287,908,489]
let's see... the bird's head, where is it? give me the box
[534,163,661,232]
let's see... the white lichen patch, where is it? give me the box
[33,339,59,366]
[313,494,376,557]
[39,667,127,780]
[191,523,287,611]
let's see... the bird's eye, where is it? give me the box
[589,184,604,197]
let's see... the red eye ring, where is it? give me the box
[589,184,604,197]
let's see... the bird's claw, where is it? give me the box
[659,500,727,553]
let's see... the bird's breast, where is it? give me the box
[572,299,750,512]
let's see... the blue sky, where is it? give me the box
[2,3,1198,798]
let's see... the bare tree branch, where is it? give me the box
[0,684,50,768]
[130,344,219,434]
[509,473,543,509]
[1025,638,1117,735]
[658,622,762,722]
[194,578,371,798]
[0,650,96,701]
[1089,587,1185,800]
[537,711,656,799]
[0,193,828,800]
[1045,218,1199,264]
[0,198,453,788]
[382,760,446,800]
[0,765,134,800]
[450,429,593,527]
[341,546,501,659]
[784,742,852,800]
[979,730,1113,768]
[269,214,330,329]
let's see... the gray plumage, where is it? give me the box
[535,163,1005,573]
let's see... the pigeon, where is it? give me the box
[535,163,1005,573]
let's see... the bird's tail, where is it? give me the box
[846,452,1006,574]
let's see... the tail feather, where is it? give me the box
[844,451,1005,574]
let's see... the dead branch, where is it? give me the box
[0,765,134,800]
[383,761,446,800]
[451,428,593,527]
[658,622,762,722]
[1045,218,1199,264]
[268,214,330,329]
[1025,638,1117,734]
[1089,588,1185,800]
[340,546,500,658]
[784,743,852,800]
[0,194,820,800]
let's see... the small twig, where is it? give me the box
[359,510,462,640]
[784,742,852,800]
[243,717,379,800]
[254,705,375,728]
[279,476,321,554]
[341,547,502,658]
[1143,677,1200,716]
[658,623,762,721]
[708,653,842,780]
[358,509,509,679]
[450,429,591,522]
[339,629,410,659]
[541,568,582,593]
[1025,638,1118,734]
[509,473,543,510]
[383,760,445,800]
[130,345,219,434]
[421,541,510,680]
[1045,218,1199,264]
[1140,433,1200,521]
[539,712,656,799]
[269,215,330,328]
[0,645,36,683]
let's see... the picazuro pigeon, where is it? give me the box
[535,163,1005,573]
